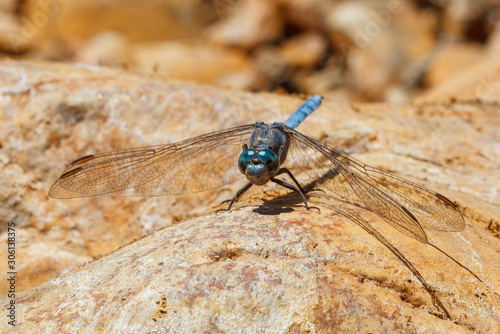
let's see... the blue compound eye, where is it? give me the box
[238,149,256,173]
[258,149,278,170]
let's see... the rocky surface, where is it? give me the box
[2,0,500,101]
[0,60,499,333]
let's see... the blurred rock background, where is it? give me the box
[1,0,499,102]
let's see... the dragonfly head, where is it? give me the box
[238,149,279,185]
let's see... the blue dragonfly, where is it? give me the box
[49,95,475,318]
[49,95,464,244]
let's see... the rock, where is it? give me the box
[416,52,500,104]
[5,0,500,104]
[292,61,345,97]
[0,60,499,333]
[441,0,496,42]
[208,0,284,50]
[74,31,130,68]
[486,18,500,53]
[0,0,30,52]
[251,44,288,89]
[23,0,217,44]
[279,31,328,68]
[2,204,498,333]
[423,43,485,88]
[326,0,436,100]
[279,0,329,31]
[133,41,255,90]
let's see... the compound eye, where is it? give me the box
[238,149,256,173]
[258,149,278,169]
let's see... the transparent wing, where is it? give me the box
[285,127,465,244]
[308,194,451,318]
[49,124,255,199]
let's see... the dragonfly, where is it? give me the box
[49,95,475,318]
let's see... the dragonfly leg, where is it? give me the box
[272,170,320,213]
[216,182,253,214]
[277,168,324,195]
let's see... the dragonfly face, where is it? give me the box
[238,148,279,185]
[238,122,291,185]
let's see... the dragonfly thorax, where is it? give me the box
[238,149,279,185]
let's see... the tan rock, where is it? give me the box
[423,43,486,88]
[326,1,436,100]
[208,0,284,50]
[3,204,497,333]
[0,0,30,52]
[280,31,328,68]
[487,19,500,53]
[23,0,217,44]
[416,52,500,104]
[441,0,495,42]
[251,45,288,89]
[293,62,345,97]
[0,60,499,332]
[278,0,329,31]
[73,31,131,68]
[133,41,255,90]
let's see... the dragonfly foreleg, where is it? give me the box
[216,182,253,214]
